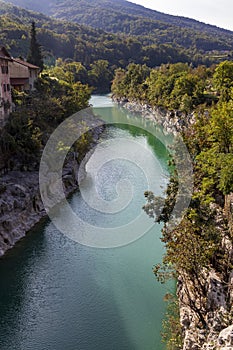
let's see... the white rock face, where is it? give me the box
[113,96,197,134]
[0,168,75,256]
[207,271,227,311]
[178,270,233,350]
[217,325,233,348]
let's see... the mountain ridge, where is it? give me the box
[0,1,191,68]
[2,0,233,56]
[3,0,233,36]
[0,0,232,67]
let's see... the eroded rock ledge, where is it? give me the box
[112,95,196,133]
[0,118,104,257]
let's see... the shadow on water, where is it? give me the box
[0,100,170,350]
[0,220,136,350]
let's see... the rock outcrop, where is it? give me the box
[0,117,104,257]
[112,95,196,133]
[178,268,233,350]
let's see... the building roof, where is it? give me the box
[13,58,40,70]
[0,46,12,61]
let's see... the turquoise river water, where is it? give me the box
[0,95,173,350]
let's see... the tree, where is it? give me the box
[144,181,222,327]
[88,60,112,93]
[27,21,44,71]
[111,68,127,97]
[195,101,233,200]
[213,61,233,101]
[48,59,88,85]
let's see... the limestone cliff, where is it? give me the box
[0,120,104,256]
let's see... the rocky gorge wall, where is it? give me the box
[112,96,233,350]
[112,95,196,134]
[177,206,233,350]
[0,117,104,257]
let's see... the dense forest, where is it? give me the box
[4,0,233,41]
[0,2,193,70]
[0,0,233,71]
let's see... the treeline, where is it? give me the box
[112,62,218,112]
[46,58,113,93]
[50,5,233,53]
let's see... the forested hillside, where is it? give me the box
[0,1,193,68]
[3,0,233,57]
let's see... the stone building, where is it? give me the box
[0,46,40,125]
[0,47,12,123]
[9,58,40,92]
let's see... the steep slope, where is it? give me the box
[0,1,191,67]
[2,0,232,34]
[3,0,233,53]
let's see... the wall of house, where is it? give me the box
[29,68,39,90]
[0,58,12,122]
[9,61,29,79]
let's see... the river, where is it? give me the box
[0,95,173,350]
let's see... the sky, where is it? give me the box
[129,0,233,31]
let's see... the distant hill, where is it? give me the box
[0,1,192,68]
[2,0,233,54]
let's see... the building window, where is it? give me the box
[3,84,7,92]
[7,84,10,92]
[1,66,8,74]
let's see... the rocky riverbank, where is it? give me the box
[112,95,196,133]
[113,95,233,350]
[0,114,104,257]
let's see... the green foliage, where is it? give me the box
[144,173,179,225]
[48,59,88,85]
[113,61,233,200]
[162,293,183,350]
[213,61,233,101]
[4,0,233,62]
[112,63,150,100]
[145,187,224,326]
[0,0,232,73]
[0,2,189,69]
[194,100,233,200]
[72,121,93,163]
[0,74,91,169]
[88,60,113,93]
[141,59,233,333]
[4,110,42,166]
[112,62,209,113]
